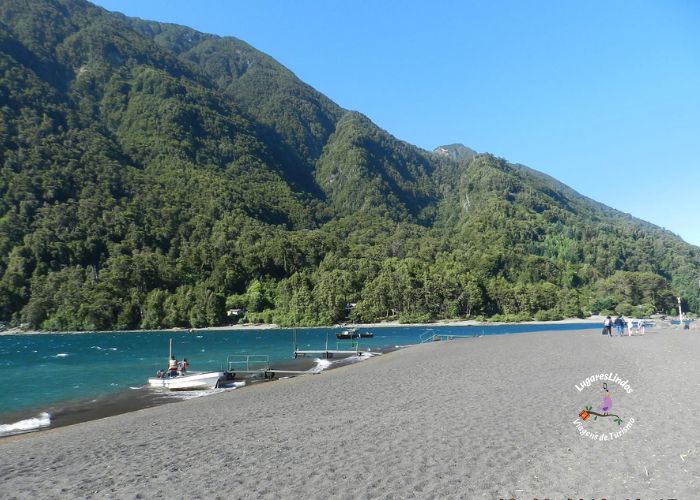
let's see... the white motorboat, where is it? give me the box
[147,338,223,390]
[148,371,224,391]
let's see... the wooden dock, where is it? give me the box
[292,330,376,359]
[419,329,482,343]
[235,367,323,379]
[225,353,324,379]
[293,348,372,359]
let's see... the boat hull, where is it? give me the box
[336,331,373,339]
[148,371,224,391]
[336,328,360,339]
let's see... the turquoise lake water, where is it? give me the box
[0,323,595,434]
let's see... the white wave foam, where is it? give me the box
[162,381,245,400]
[314,358,332,371]
[166,388,226,400]
[218,380,246,389]
[0,412,51,437]
[340,352,379,365]
[311,352,380,372]
[90,346,103,350]
[55,353,68,358]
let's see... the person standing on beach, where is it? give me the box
[604,316,613,337]
[614,316,624,336]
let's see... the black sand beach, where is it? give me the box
[1,326,698,498]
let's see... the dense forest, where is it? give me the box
[1,0,698,331]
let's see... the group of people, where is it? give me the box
[603,315,642,336]
[156,356,189,378]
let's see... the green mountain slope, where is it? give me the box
[0,0,697,330]
[123,18,342,199]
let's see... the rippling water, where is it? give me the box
[0,323,594,435]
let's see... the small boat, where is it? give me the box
[147,338,223,391]
[148,371,224,391]
[336,328,360,339]
[336,328,374,339]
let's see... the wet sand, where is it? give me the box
[1,326,698,498]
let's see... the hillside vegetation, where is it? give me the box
[0,0,698,330]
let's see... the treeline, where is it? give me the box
[4,212,686,330]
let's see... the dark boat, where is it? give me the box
[335,328,374,339]
[336,328,360,339]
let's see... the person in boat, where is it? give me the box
[156,369,164,378]
[181,358,189,374]
[168,355,178,377]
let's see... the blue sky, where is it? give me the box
[93,0,700,246]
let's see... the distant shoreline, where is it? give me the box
[0,316,608,335]
[5,314,686,336]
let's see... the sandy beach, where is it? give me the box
[1,326,698,498]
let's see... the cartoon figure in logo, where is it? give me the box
[597,382,612,415]
[579,382,623,425]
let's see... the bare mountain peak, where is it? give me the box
[434,143,477,162]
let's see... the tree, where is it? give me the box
[141,289,167,329]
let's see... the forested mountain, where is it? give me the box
[1,0,698,331]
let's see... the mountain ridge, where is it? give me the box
[0,0,697,331]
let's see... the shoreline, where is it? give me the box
[2,322,603,437]
[0,348,378,439]
[0,322,602,438]
[2,325,697,497]
[2,321,690,441]
[0,315,609,335]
